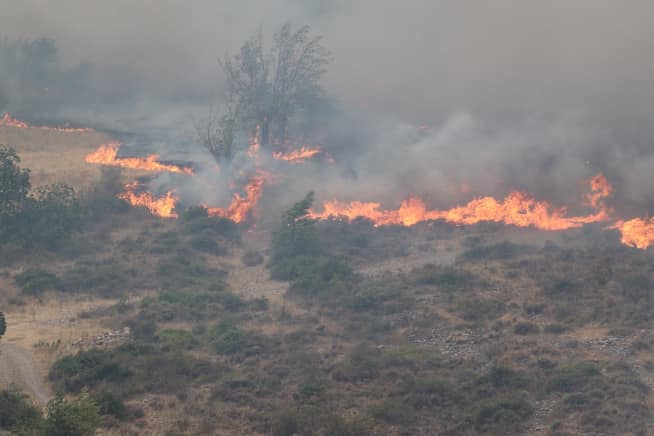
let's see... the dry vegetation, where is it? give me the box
[2,127,654,435]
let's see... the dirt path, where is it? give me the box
[0,342,51,405]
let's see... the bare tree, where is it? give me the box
[207,23,331,161]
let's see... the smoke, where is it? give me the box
[2,1,654,215]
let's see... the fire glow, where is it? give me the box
[85,143,194,175]
[308,174,612,231]
[0,113,93,133]
[610,218,654,249]
[118,182,179,218]
[272,146,322,163]
[206,175,265,223]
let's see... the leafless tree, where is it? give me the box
[203,23,331,161]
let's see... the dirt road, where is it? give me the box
[0,342,50,405]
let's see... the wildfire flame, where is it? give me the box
[308,174,612,231]
[273,147,322,163]
[85,143,194,175]
[118,182,178,218]
[610,218,654,249]
[206,175,265,223]
[0,113,93,133]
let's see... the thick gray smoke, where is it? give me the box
[2,1,654,215]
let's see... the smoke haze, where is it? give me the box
[2,0,654,214]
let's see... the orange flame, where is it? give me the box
[610,218,654,249]
[273,147,321,163]
[0,113,93,132]
[309,173,612,231]
[118,182,178,218]
[206,175,265,223]
[85,143,194,175]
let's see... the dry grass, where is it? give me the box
[0,125,151,190]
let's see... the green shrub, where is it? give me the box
[410,265,477,293]
[208,321,268,356]
[474,395,533,431]
[43,391,102,436]
[179,206,240,240]
[544,323,569,334]
[242,250,264,266]
[188,235,227,255]
[279,257,355,297]
[157,329,200,350]
[513,322,540,335]
[459,241,531,262]
[369,399,413,425]
[62,260,129,297]
[0,388,43,432]
[14,268,63,295]
[49,349,132,393]
[95,391,127,419]
[487,366,530,389]
[454,298,506,322]
[547,362,601,393]
[401,376,460,408]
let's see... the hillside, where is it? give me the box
[1,125,654,435]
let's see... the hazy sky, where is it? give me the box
[3,1,654,212]
[2,0,653,124]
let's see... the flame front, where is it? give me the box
[273,147,321,163]
[309,173,613,231]
[206,175,265,223]
[610,218,654,249]
[118,182,178,218]
[85,143,194,174]
[0,113,93,132]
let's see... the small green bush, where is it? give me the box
[0,389,43,432]
[14,268,63,295]
[474,395,533,431]
[242,250,264,266]
[208,321,268,356]
[369,399,413,425]
[547,362,601,393]
[513,322,540,335]
[459,241,530,262]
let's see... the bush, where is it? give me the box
[242,250,264,266]
[14,268,63,295]
[410,265,477,293]
[188,234,227,256]
[269,192,321,268]
[95,391,127,419]
[62,260,129,297]
[49,349,132,393]
[459,241,531,262]
[547,362,601,393]
[369,399,413,425]
[208,321,268,356]
[544,323,569,334]
[454,298,506,322]
[0,389,43,432]
[513,322,541,335]
[179,206,240,240]
[474,395,533,431]
[43,391,102,436]
[157,329,200,350]
[79,166,130,222]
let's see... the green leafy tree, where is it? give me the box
[43,390,101,436]
[0,145,31,221]
[204,23,331,161]
[23,183,81,249]
[0,388,44,433]
[271,191,320,261]
[0,311,5,340]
